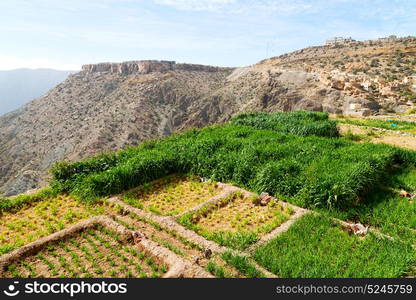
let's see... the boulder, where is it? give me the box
[331,80,345,90]
[294,99,323,112]
[259,192,273,206]
[343,97,379,116]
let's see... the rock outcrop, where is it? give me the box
[81,60,231,75]
[262,36,416,115]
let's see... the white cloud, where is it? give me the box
[152,0,313,14]
[153,0,235,11]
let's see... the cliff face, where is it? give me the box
[0,63,233,195]
[1,38,415,195]
[81,60,231,75]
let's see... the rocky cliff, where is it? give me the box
[81,60,230,75]
[1,38,415,195]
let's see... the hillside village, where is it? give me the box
[263,35,416,116]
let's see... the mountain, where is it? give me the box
[0,68,75,116]
[0,36,415,196]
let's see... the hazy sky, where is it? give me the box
[0,0,415,70]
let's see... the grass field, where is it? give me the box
[323,166,416,244]
[121,174,222,215]
[49,111,416,210]
[253,214,415,278]
[337,118,416,134]
[229,110,339,137]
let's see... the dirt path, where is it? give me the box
[338,123,416,151]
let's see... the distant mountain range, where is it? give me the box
[0,68,75,116]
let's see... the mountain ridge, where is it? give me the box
[1,37,415,196]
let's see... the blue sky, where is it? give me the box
[0,0,415,70]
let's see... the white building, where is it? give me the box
[325,37,356,46]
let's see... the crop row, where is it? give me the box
[3,226,167,278]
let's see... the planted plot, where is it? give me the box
[113,214,203,260]
[121,174,223,216]
[0,195,110,255]
[220,251,265,278]
[327,166,416,245]
[179,192,294,250]
[253,214,415,278]
[2,226,167,278]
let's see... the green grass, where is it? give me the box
[253,214,415,278]
[49,111,416,210]
[337,118,416,134]
[229,110,339,137]
[206,261,228,278]
[320,166,416,244]
[221,252,265,278]
[0,188,58,214]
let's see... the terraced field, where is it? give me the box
[1,111,416,278]
[254,214,414,278]
[2,226,167,278]
[0,173,415,278]
[0,195,111,255]
[178,191,294,250]
[121,174,223,216]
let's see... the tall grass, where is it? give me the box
[253,214,415,278]
[48,112,416,209]
[230,110,339,137]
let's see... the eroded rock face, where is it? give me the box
[81,60,231,75]
[294,99,323,112]
[343,97,380,117]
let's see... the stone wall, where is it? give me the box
[81,60,232,75]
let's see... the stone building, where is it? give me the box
[378,35,397,43]
[325,37,356,46]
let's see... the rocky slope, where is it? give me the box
[260,36,416,115]
[1,37,415,195]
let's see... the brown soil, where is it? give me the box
[0,195,113,253]
[121,174,223,216]
[339,123,416,150]
[2,227,166,278]
[194,192,293,235]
